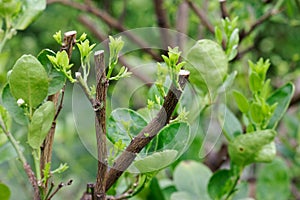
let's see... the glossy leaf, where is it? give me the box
[133,149,178,173]
[208,169,235,199]
[1,84,28,125]
[37,49,66,95]
[107,108,147,146]
[186,39,228,95]
[218,104,243,141]
[9,55,49,108]
[267,82,295,129]
[28,101,55,149]
[173,161,212,199]
[228,129,276,166]
[0,183,10,200]
[14,0,46,30]
[233,90,249,113]
[146,122,190,155]
[256,158,290,200]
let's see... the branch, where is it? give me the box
[47,0,162,61]
[78,15,153,86]
[94,51,108,200]
[40,31,76,191]
[47,180,73,200]
[105,70,190,191]
[175,2,189,51]
[185,0,215,34]
[219,0,229,19]
[153,0,172,49]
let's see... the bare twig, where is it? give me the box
[78,15,153,86]
[185,0,215,34]
[175,2,189,51]
[47,180,73,200]
[105,70,190,191]
[153,0,172,49]
[40,31,76,191]
[219,0,229,19]
[94,51,108,200]
[47,0,162,61]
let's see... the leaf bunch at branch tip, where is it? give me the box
[76,35,96,62]
[53,30,62,45]
[109,36,124,67]
[47,51,75,83]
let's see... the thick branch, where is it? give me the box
[153,0,172,48]
[47,0,161,61]
[105,70,190,191]
[185,0,215,34]
[94,51,108,200]
[78,15,153,86]
[40,31,76,189]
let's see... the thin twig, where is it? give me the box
[175,2,189,51]
[185,0,215,34]
[94,51,108,200]
[78,15,153,86]
[219,0,229,19]
[47,180,73,200]
[105,70,190,191]
[47,0,162,61]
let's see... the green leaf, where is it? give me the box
[233,90,249,113]
[215,26,223,44]
[133,149,178,173]
[267,82,295,129]
[249,72,262,93]
[218,104,243,141]
[107,108,147,146]
[249,102,264,124]
[0,183,10,200]
[228,129,276,166]
[9,55,49,108]
[37,49,66,95]
[208,169,235,199]
[186,39,228,95]
[14,0,46,30]
[256,158,290,200]
[28,101,55,149]
[0,0,21,17]
[173,161,212,199]
[0,105,10,133]
[1,84,28,125]
[217,71,237,94]
[171,192,198,200]
[146,122,190,155]
[0,142,18,164]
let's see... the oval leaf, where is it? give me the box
[267,82,295,129]
[233,90,249,113]
[133,149,178,173]
[28,101,55,149]
[0,183,10,200]
[1,84,28,125]
[186,39,228,95]
[208,169,235,199]
[173,161,212,199]
[107,108,147,146]
[9,55,49,108]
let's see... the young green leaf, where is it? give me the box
[267,82,295,129]
[233,90,249,113]
[28,101,55,149]
[8,55,49,108]
[214,26,223,44]
[0,105,10,133]
[1,84,28,125]
[0,183,10,200]
[249,102,264,124]
[249,72,262,93]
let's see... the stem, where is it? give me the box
[94,50,108,200]
[105,70,190,191]
[76,72,95,105]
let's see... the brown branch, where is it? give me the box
[153,0,172,49]
[47,0,162,61]
[78,15,153,86]
[105,70,190,191]
[185,0,215,34]
[239,8,281,41]
[94,51,108,200]
[40,31,76,191]
[47,180,73,200]
[24,162,41,200]
[175,2,189,51]
[203,143,228,172]
[219,0,229,19]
